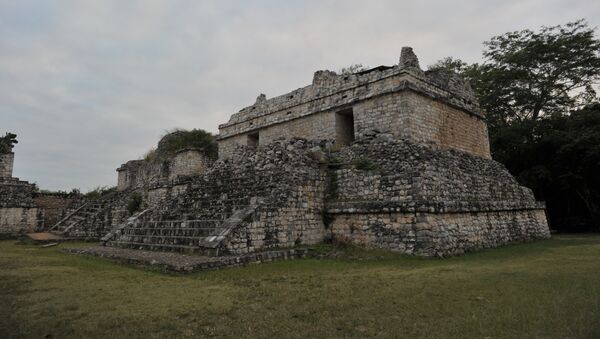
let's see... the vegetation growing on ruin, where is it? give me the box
[1,235,600,338]
[325,171,339,200]
[0,132,17,154]
[145,128,218,162]
[85,186,117,199]
[338,63,369,74]
[352,157,378,171]
[127,192,143,214]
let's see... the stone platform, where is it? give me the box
[64,246,310,272]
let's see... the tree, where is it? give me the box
[479,20,600,123]
[338,64,369,75]
[0,132,18,154]
[496,103,600,231]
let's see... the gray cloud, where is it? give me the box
[1,0,598,191]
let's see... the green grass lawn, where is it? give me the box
[1,236,600,338]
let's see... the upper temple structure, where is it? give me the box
[41,47,550,257]
[217,47,489,159]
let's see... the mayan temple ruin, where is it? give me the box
[37,47,550,258]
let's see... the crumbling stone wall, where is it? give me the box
[0,179,42,236]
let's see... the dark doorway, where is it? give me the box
[335,108,355,146]
[247,132,259,147]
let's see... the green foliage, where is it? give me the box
[338,64,369,75]
[495,103,600,231]
[0,132,17,154]
[145,128,218,162]
[428,57,470,74]
[321,211,334,230]
[36,188,82,197]
[352,157,377,171]
[85,186,116,200]
[127,192,143,214]
[477,19,600,124]
[325,171,339,200]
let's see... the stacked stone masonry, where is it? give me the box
[0,152,14,178]
[326,135,549,256]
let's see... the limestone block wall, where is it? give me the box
[405,92,490,158]
[0,152,14,178]
[117,149,213,191]
[169,149,210,180]
[0,207,41,236]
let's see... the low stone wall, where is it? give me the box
[329,209,549,257]
[0,207,42,236]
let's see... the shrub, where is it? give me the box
[154,128,217,160]
[85,186,117,200]
[127,192,143,214]
[353,157,377,171]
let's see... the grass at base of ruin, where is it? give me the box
[1,235,600,338]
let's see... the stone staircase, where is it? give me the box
[49,190,129,239]
[105,139,328,256]
[105,173,267,254]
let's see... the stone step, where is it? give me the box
[108,240,202,252]
[119,234,213,241]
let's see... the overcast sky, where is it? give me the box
[1,0,599,191]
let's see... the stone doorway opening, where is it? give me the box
[247,132,259,147]
[335,108,355,146]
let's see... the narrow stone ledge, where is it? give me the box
[63,246,311,273]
